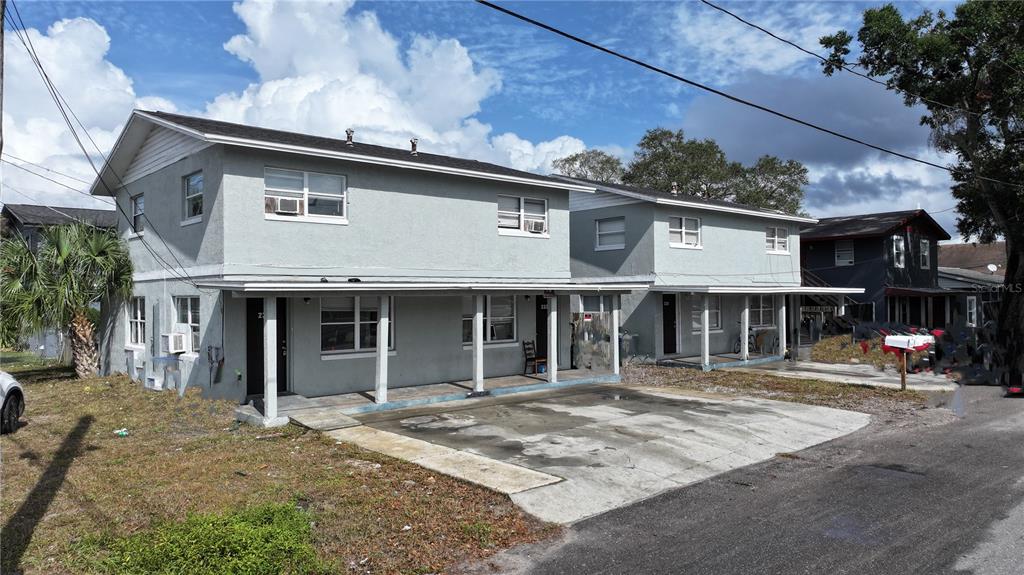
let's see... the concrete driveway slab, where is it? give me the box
[364,385,870,524]
[736,360,957,391]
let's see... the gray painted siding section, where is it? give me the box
[123,125,213,184]
[569,202,656,279]
[221,148,570,280]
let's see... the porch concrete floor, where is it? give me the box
[355,384,870,524]
[736,360,958,392]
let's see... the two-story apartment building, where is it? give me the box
[800,209,958,328]
[563,177,861,369]
[92,111,641,426]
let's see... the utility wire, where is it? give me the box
[4,3,203,289]
[1,152,93,185]
[475,0,1022,192]
[698,0,993,120]
[1,159,114,204]
[1,184,105,229]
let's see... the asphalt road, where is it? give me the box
[471,386,1024,575]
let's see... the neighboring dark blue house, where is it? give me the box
[800,209,956,328]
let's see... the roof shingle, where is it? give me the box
[800,209,951,241]
[2,203,117,228]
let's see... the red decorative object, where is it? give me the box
[860,341,870,354]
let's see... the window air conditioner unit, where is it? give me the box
[161,332,188,354]
[275,197,300,215]
[526,219,547,234]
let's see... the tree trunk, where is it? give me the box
[997,236,1024,383]
[69,310,99,379]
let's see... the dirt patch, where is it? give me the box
[0,367,553,574]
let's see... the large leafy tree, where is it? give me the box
[552,149,625,183]
[734,156,809,215]
[1,224,133,378]
[821,1,1023,378]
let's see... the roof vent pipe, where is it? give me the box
[345,128,354,146]
[670,181,679,196]
[410,138,418,156]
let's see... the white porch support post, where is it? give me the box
[700,294,710,369]
[262,297,287,427]
[740,295,750,361]
[473,295,484,392]
[375,296,390,404]
[612,294,621,375]
[547,295,558,383]
[777,294,788,357]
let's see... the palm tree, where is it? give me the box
[1,223,132,378]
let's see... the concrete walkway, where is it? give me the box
[736,360,958,392]
[358,385,870,524]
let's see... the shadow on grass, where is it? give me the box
[1,415,94,572]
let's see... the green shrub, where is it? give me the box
[80,502,332,574]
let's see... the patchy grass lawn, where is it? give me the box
[0,366,551,574]
[810,335,929,371]
[623,364,927,416]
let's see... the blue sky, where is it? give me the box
[5,0,965,235]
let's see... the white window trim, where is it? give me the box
[893,235,906,269]
[966,296,978,327]
[595,217,626,251]
[126,296,146,348]
[669,216,702,249]
[497,195,549,237]
[173,296,200,353]
[765,226,789,254]
[264,166,348,224]
[462,295,518,345]
[920,239,931,269]
[691,295,723,333]
[130,194,145,236]
[319,296,395,357]
[835,240,855,266]
[183,171,203,222]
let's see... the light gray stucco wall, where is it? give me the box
[570,203,656,279]
[221,148,571,281]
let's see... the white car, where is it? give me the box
[1,371,25,434]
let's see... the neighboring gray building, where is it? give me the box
[92,110,640,426]
[938,266,1002,331]
[562,177,860,369]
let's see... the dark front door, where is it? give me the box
[662,294,677,355]
[245,298,288,395]
[536,297,549,356]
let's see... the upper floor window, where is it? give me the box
[127,296,146,346]
[497,195,547,235]
[669,216,701,248]
[264,167,346,221]
[462,295,516,344]
[751,295,775,327]
[131,194,145,234]
[174,296,200,352]
[183,171,203,221]
[595,217,625,251]
[893,235,906,268]
[765,226,788,253]
[321,296,394,354]
[966,295,978,327]
[691,295,722,332]
[920,239,931,269]
[835,240,855,266]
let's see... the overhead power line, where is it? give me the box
[475,0,1022,192]
[698,0,992,120]
[1,159,114,205]
[1,152,93,184]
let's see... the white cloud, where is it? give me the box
[206,0,581,172]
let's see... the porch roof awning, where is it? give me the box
[884,286,963,296]
[199,279,650,295]
[657,285,865,295]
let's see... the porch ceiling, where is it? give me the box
[657,285,865,295]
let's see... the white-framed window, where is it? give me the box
[462,295,517,344]
[966,296,978,327]
[691,295,722,332]
[321,296,394,354]
[127,296,146,346]
[131,194,145,234]
[183,171,203,220]
[751,295,775,327]
[264,167,347,221]
[669,216,701,248]
[497,195,548,235]
[174,296,200,352]
[835,240,855,266]
[595,217,626,251]
[582,295,612,313]
[893,235,906,268]
[920,239,931,269]
[765,226,789,253]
